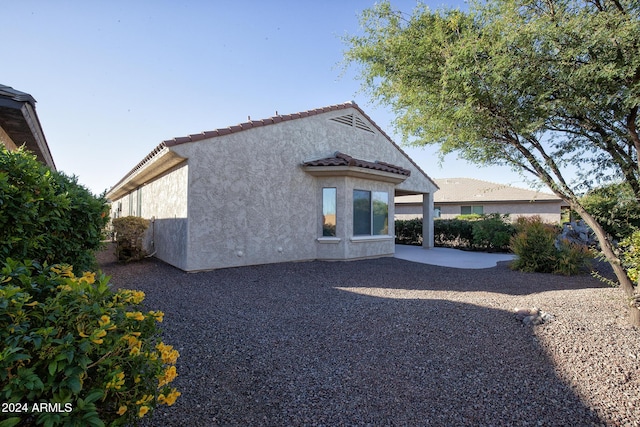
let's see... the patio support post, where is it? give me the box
[422,192,434,248]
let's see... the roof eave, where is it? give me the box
[106,146,186,201]
[302,165,409,185]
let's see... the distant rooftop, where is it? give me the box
[434,178,562,203]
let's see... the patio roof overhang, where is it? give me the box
[302,152,410,185]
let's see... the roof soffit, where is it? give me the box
[106,145,185,200]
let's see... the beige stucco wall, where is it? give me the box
[108,107,436,271]
[167,107,435,271]
[110,163,189,269]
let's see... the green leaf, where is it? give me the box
[48,360,58,376]
[0,417,21,427]
[83,389,104,404]
[67,376,82,394]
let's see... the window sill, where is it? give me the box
[317,237,341,244]
[350,235,394,243]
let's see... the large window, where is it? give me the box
[461,205,483,215]
[353,190,388,235]
[322,187,337,236]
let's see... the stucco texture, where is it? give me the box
[109,106,437,271]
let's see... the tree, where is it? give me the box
[581,182,640,241]
[344,0,640,325]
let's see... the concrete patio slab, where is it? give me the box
[394,245,515,269]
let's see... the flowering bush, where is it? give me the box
[0,259,180,426]
[0,146,109,272]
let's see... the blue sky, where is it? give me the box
[3,0,535,196]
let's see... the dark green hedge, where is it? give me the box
[0,146,109,271]
[396,214,515,252]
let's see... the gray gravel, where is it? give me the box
[98,248,640,426]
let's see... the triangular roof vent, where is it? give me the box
[329,113,375,134]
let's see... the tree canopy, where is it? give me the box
[345,0,639,194]
[345,0,640,323]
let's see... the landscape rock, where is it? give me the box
[514,307,555,325]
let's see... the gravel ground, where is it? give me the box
[97,247,640,426]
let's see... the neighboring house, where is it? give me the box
[395,177,566,223]
[106,101,438,272]
[0,84,56,169]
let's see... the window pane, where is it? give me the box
[353,190,371,235]
[372,191,388,235]
[461,206,471,215]
[472,205,484,215]
[322,188,337,236]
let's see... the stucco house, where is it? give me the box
[0,84,56,169]
[106,101,438,272]
[395,177,566,223]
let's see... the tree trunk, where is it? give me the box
[572,205,640,327]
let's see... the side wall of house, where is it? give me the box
[110,163,189,270]
[170,108,434,271]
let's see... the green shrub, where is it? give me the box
[618,230,640,284]
[510,216,593,274]
[0,259,180,426]
[455,213,484,221]
[553,239,593,276]
[471,214,515,251]
[510,216,559,273]
[581,182,640,242]
[434,218,475,249]
[0,146,109,272]
[395,218,423,245]
[112,217,150,262]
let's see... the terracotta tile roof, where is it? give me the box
[109,101,438,195]
[304,152,411,177]
[163,102,359,146]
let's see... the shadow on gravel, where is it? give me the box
[99,253,604,426]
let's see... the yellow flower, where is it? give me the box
[156,342,180,365]
[91,329,107,345]
[136,394,153,405]
[125,311,145,321]
[98,315,110,326]
[52,264,75,278]
[78,271,95,284]
[77,325,89,338]
[25,300,38,307]
[138,405,149,418]
[106,371,126,390]
[149,310,164,323]
[163,389,181,406]
[158,365,178,387]
[131,290,145,304]
[116,406,127,416]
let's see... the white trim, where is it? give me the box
[317,237,341,244]
[350,235,394,243]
